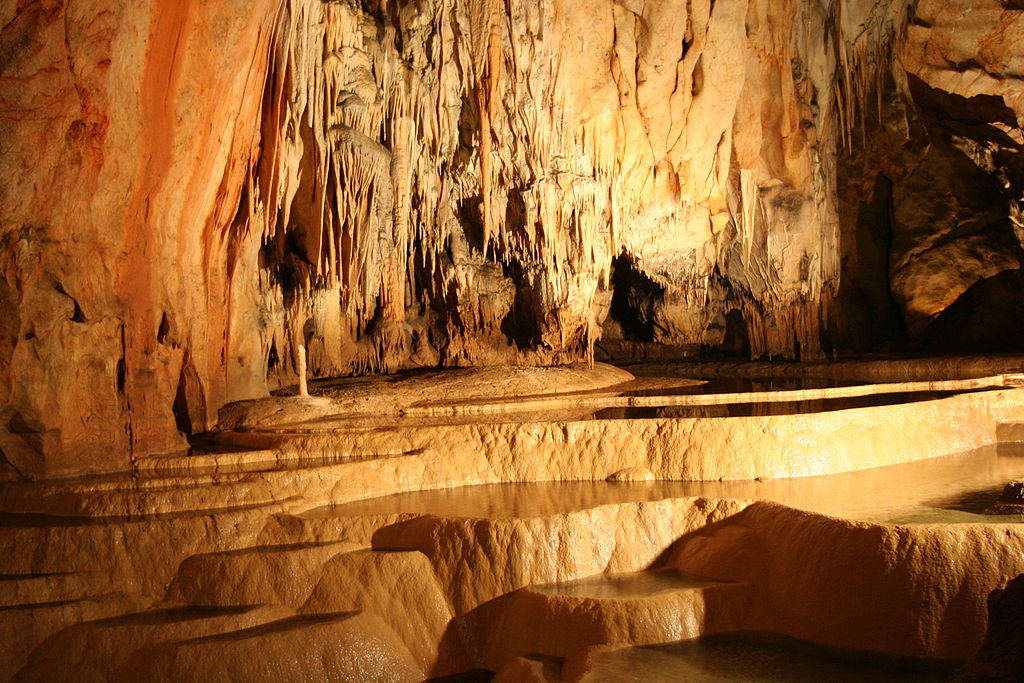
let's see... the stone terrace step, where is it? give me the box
[0,571,116,607]
[116,612,424,682]
[165,541,362,609]
[13,603,296,683]
[1,592,154,682]
[484,569,746,671]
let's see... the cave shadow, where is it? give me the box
[608,252,665,343]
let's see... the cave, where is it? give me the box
[3,0,1024,680]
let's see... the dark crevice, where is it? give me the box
[923,270,1024,352]
[157,312,170,344]
[172,365,193,435]
[116,358,126,393]
[499,260,541,350]
[267,341,279,376]
[70,300,85,323]
[54,282,86,323]
[457,196,486,253]
[723,308,750,358]
[260,225,314,310]
[0,446,27,480]
[908,73,1019,129]
[608,253,665,343]
[172,353,206,436]
[7,412,42,462]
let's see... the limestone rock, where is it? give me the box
[835,0,1024,351]
[301,549,456,675]
[371,497,747,615]
[116,612,423,682]
[951,573,1024,683]
[483,569,745,671]
[0,0,964,476]
[0,592,154,681]
[991,481,1024,514]
[492,655,563,683]
[605,467,655,483]
[217,363,634,431]
[13,604,296,683]
[0,0,281,476]
[665,502,1024,659]
[165,541,361,609]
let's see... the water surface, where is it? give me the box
[580,632,959,683]
[315,443,1024,524]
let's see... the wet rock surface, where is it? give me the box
[950,573,1024,683]
[0,360,1021,679]
[991,481,1024,514]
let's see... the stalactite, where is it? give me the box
[477,0,504,252]
[234,0,926,380]
[832,0,914,152]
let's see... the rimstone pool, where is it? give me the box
[311,442,1024,525]
[3,359,1024,680]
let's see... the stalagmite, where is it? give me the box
[297,346,309,397]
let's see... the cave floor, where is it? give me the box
[3,356,1024,680]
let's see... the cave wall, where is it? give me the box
[0,0,280,477]
[255,0,861,373]
[837,0,1024,351]
[1,0,1022,477]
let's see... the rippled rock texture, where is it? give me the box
[2,0,1023,475]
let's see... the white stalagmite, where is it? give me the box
[297,345,309,397]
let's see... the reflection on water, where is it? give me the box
[532,569,723,599]
[581,632,958,683]
[290,390,989,431]
[316,443,1024,524]
[594,391,967,419]
[621,377,853,397]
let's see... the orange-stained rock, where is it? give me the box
[0,593,154,681]
[665,502,1024,659]
[13,604,296,683]
[0,0,281,477]
[492,655,564,683]
[302,549,457,675]
[116,612,423,682]
[372,497,747,615]
[950,573,1024,683]
[3,0,987,478]
[482,569,745,671]
[165,541,361,609]
[219,363,635,431]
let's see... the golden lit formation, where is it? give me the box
[2,0,1024,680]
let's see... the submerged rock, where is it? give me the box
[989,481,1024,514]
[951,574,1024,683]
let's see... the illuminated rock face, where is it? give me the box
[0,0,282,476]
[2,359,1024,678]
[1,0,1022,477]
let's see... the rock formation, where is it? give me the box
[952,573,1024,683]
[2,0,1024,668]
[5,0,1022,475]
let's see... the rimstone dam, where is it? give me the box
[4,0,1024,681]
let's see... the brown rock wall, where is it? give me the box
[3,0,1023,475]
[0,0,279,476]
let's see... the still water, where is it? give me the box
[319,443,1024,525]
[578,632,959,683]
